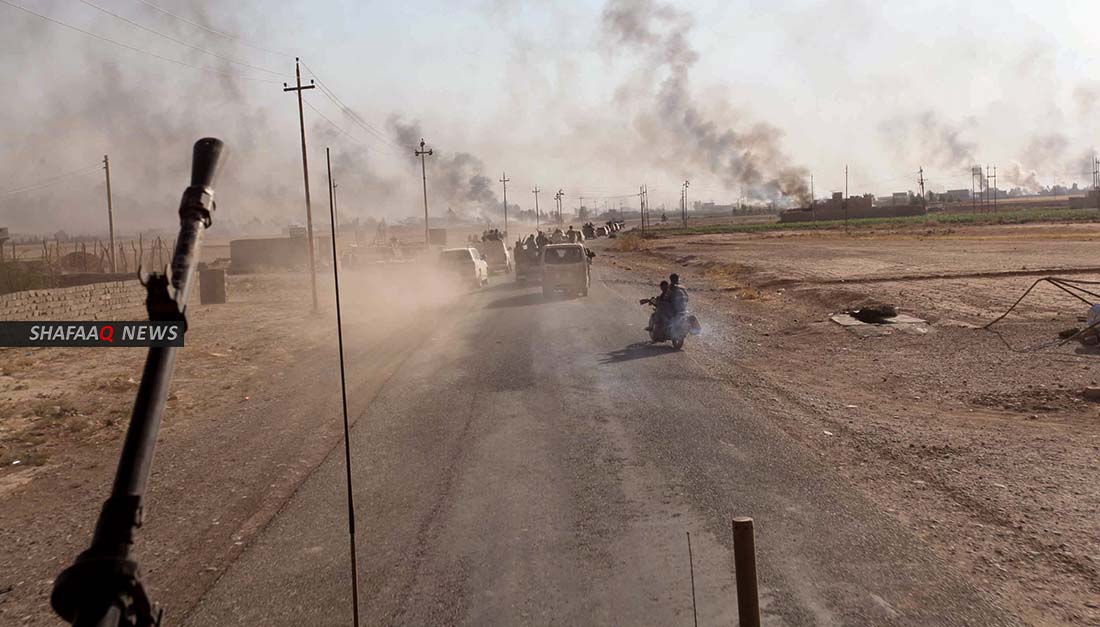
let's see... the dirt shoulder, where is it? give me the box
[0,267,456,625]
[601,224,1100,625]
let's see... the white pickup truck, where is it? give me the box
[474,239,514,275]
[439,247,489,288]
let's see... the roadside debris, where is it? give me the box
[830,304,928,337]
[847,302,898,323]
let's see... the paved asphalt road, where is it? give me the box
[182,261,1018,626]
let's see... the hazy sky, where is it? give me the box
[3,0,1100,235]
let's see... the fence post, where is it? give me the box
[732,517,760,627]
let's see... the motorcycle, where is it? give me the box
[640,297,701,350]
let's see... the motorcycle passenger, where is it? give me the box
[669,273,689,314]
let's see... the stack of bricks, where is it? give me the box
[0,280,149,321]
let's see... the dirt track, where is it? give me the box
[607,222,1100,624]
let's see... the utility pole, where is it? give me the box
[499,172,510,237]
[682,179,690,227]
[555,189,564,226]
[992,165,997,212]
[810,174,815,220]
[415,138,433,246]
[990,163,998,212]
[639,185,645,234]
[918,166,926,213]
[844,164,849,233]
[284,57,319,313]
[103,154,116,273]
[532,185,540,230]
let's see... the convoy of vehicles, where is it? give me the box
[439,247,489,288]
[541,243,592,298]
[515,244,541,283]
[474,239,514,275]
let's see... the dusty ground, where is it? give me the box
[0,263,465,625]
[605,222,1100,625]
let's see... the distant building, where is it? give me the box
[945,189,971,202]
[1069,189,1100,209]
[779,191,922,223]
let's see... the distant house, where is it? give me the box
[945,189,971,202]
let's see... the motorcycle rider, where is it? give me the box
[642,280,672,332]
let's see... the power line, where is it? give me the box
[0,164,101,197]
[568,191,643,199]
[304,99,369,148]
[0,0,282,83]
[135,0,291,57]
[304,98,405,158]
[298,60,403,151]
[75,0,288,77]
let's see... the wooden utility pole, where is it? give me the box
[992,165,997,212]
[532,185,540,230]
[103,155,116,273]
[499,172,510,237]
[284,57,319,313]
[918,166,926,212]
[416,138,433,245]
[810,173,815,220]
[555,189,564,226]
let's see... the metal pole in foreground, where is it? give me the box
[732,517,761,627]
[51,138,225,627]
[326,146,361,627]
[686,532,699,627]
[284,58,319,313]
[416,139,433,246]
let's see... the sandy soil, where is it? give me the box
[604,223,1100,625]
[0,263,469,625]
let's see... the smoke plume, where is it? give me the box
[877,111,977,173]
[600,0,810,204]
[999,134,1069,193]
[388,117,517,222]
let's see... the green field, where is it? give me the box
[646,208,1100,236]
